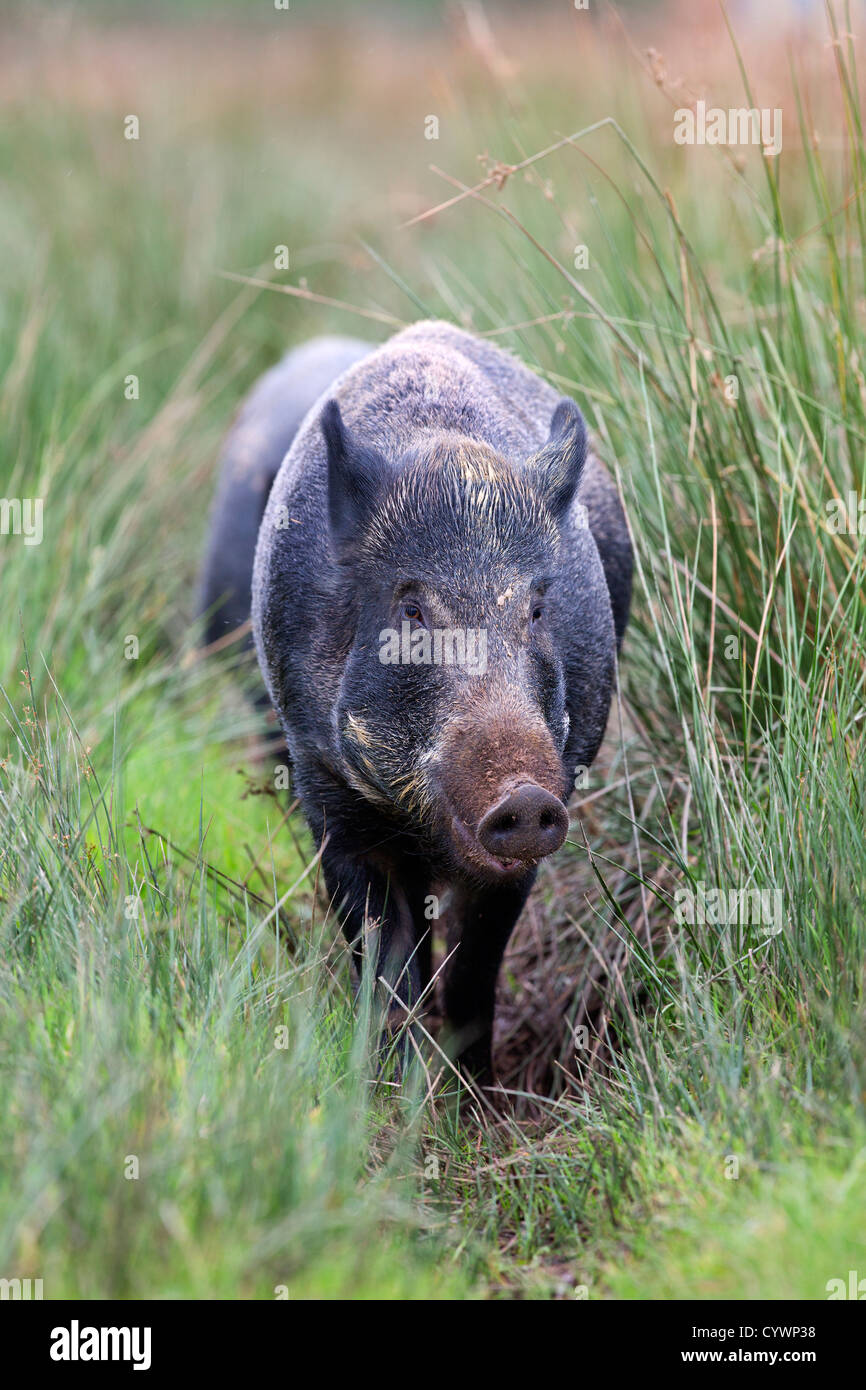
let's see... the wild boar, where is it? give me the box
[203,321,632,1081]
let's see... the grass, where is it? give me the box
[1,0,865,1299]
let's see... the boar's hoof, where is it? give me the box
[477,783,568,864]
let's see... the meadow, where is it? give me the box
[1,0,865,1299]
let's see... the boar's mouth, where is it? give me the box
[447,805,530,879]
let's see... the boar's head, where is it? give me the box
[321,396,615,883]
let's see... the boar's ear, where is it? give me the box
[526,397,587,521]
[321,399,389,552]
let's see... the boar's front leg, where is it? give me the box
[321,845,432,1055]
[441,874,536,1083]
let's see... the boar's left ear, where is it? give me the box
[321,399,390,552]
[526,397,587,521]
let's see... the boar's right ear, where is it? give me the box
[526,397,587,522]
[321,399,389,552]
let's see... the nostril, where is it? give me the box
[476,783,568,863]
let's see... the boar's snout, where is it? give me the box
[477,783,568,863]
[433,703,570,878]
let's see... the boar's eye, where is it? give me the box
[401,601,428,630]
[531,604,544,627]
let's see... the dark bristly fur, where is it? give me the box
[199,335,371,656]
[203,320,632,1081]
